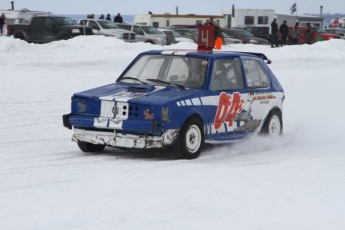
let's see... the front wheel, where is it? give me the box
[173,118,204,159]
[77,141,106,152]
[260,110,283,136]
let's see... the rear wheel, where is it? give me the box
[173,118,204,159]
[260,110,283,136]
[77,141,106,152]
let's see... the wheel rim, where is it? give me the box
[269,115,281,135]
[185,124,202,153]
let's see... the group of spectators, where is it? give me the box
[86,13,123,23]
[271,19,314,48]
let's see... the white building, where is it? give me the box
[221,8,275,28]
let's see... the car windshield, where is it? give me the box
[235,30,254,37]
[119,55,208,89]
[52,17,75,26]
[222,32,230,38]
[141,26,162,34]
[172,31,182,37]
[190,29,199,35]
[316,28,327,33]
[98,21,120,29]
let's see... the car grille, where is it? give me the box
[123,33,136,40]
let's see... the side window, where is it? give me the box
[89,21,99,30]
[44,18,54,27]
[210,59,244,91]
[32,17,45,26]
[79,20,88,26]
[242,58,270,88]
[133,26,144,35]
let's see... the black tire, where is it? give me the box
[173,118,204,159]
[77,141,106,152]
[14,32,25,40]
[260,110,283,135]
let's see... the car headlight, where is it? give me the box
[161,107,170,122]
[112,33,121,38]
[249,39,258,43]
[71,29,80,34]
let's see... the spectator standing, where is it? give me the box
[114,13,123,23]
[0,12,5,34]
[304,22,313,44]
[279,20,288,46]
[99,14,104,19]
[270,18,279,48]
[105,14,111,21]
[290,25,300,45]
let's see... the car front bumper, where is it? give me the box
[71,128,179,149]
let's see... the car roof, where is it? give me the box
[140,50,268,60]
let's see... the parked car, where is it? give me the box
[116,23,167,45]
[5,16,93,43]
[78,19,136,42]
[223,29,269,45]
[157,28,194,44]
[175,28,242,45]
[62,26,285,159]
[169,24,199,30]
[315,27,341,41]
[222,32,243,44]
[242,26,271,42]
[324,28,345,39]
[174,28,199,43]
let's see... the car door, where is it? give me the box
[206,58,252,141]
[41,17,59,43]
[88,21,101,35]
[241,57,274,129]
[133,25,145,42]
[29,17,45,42]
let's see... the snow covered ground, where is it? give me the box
[1,36,345,230]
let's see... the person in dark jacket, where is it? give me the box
[0,12,5,34]
[99,14,104,19]
[279,20,289,46]
[114,13,123,23]
[271,18,279,48]
[105,14,111,21]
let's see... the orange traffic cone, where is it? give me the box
[215,37,222,50]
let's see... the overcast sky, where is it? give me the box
[0,0,342,15]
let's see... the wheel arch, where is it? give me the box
[13,30,28,41]
[260,106,283,134]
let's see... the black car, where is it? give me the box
[223,28,269,44]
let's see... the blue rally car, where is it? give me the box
[62,27,285,159]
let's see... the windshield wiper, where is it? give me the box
[120,77,148,84]
[146,79,185,88]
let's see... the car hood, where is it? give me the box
[73,83,196,105]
